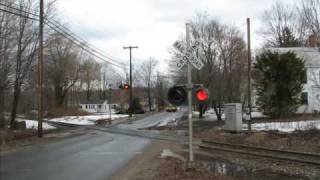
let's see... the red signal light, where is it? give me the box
[196,89,208,101]
[124,84,130,90]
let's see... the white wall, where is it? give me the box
[304,67,320,113]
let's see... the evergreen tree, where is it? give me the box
[128,97,144,114]
[253,51,306,118]
[279,27,301,47]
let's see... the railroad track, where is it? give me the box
[198,139,320,166]
[44,120,187,142]
[44,120,320,166]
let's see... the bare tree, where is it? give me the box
[0,0,15,128]
[170,14,247,120]
[261,2,302,47]
[298,0,320,39]
[154,72,170,111]
[46,33,81,108]
[9,0,39,128]
[139,57,158,111]
[80,58,101,101]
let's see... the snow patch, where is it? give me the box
[160,149,185,161]
[47,114,129,125]
[17,119,56,130]
[243,120,320,132]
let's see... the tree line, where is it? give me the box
[0,0,106,128]
[0,0,167,129]
[170,0,320,119]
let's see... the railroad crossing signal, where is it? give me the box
[124,84,129,90]
[167,85,209,106]
[195,88,209,102]
[176,40,204,70]
[119,83,130,90]
[168,86,187,106]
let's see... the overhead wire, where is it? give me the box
[3,1,124,62]
[0,2,128,69]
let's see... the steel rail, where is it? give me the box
[199,139,320,166]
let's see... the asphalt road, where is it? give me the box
[0,111,185,180]
[117,109,186,130]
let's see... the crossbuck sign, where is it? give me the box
[176,40,204,70]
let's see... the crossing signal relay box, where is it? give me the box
[224,103,242,132]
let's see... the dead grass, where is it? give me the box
[253,113,320,122]
[196,128,320,153]
[46,107,90,118]
[0,129,37,142]
[154,158,234,180]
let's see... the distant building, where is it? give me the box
[79,100,119,113]
[269,47,320,113]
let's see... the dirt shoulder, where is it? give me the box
[110,140,233,180]
[195,127,320,153]
[110,140,179,180]
[0,127,88,155]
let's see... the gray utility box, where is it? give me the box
[224,103,242,132]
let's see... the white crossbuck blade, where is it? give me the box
[176,40,204,70]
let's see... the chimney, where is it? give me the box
[308,34,317,48]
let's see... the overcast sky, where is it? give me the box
[56,0,297,71]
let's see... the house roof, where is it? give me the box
[270,47,320,67]
[80,99,106,105]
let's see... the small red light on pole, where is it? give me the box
[124,84,129,90]
[196,89,208,102]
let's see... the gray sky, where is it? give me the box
[56,0,297,71]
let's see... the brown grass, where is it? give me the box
[154,158,234,180]
[253,113,320,122]
[46,107,91,118]
[196,128,320,153]
[0,129,37,142]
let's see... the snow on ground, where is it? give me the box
[193,109,267,121]
[16,119,56,130]
[243,120,320,132]
[47,114,129,125]
[251,111,268,118]
[158,117,177,127]
[193,110,225,121]
[117,111,185,130]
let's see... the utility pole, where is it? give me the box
[37,0,44,138]
[123,46,138,118]
[246,18,252,132]
[109,84,112,120]
[186,23,194,164]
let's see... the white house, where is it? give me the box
[79,100,119,113]
[270,47,320,113]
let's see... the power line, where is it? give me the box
[0,2,125,67]
[0,7,38,21]
[0,2,127,69]
[49,18,125,63]
[44,17,127,65]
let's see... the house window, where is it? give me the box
[86,105,88,109]
[302,71,307,84]
[98,105,102,109]
[301,92,308,105]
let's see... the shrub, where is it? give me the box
[253,51,306,118]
